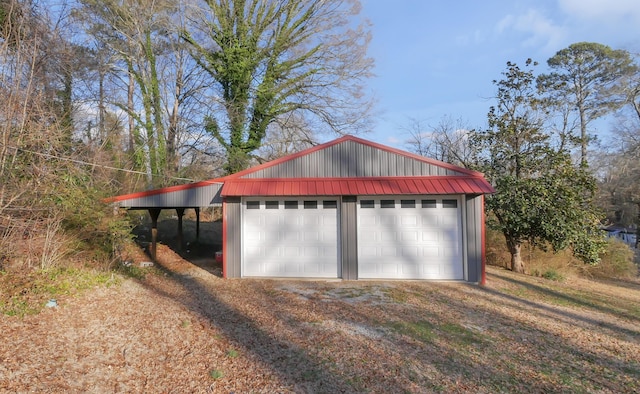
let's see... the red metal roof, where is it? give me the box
[221,176,494,196]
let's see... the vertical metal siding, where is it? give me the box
[225,197,242,278]
[341,196,358,280]
[240,140,467,178]
[465,195,483,283]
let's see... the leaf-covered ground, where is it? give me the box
[1,243,639,393]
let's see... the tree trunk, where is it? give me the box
[578,97,588,166]
[636,203,640,249]
[128,72,135,153]
[506,237,525,273]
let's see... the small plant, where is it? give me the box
[227,348,239,358]
[0,267,117,316]
[541,269,564,282]
[117,263,147,280]
[2,297,39,317]
[209,369,224,379]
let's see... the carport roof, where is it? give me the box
[104,179,225,208]
[221,176,494,196]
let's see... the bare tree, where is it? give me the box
[0,0,125,269]
[402,115,476,168]
[255,113,317,162]
[73,0,218,187]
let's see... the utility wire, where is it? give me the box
[0,143,197,182]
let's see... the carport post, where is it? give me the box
[148,208,161,261]
[195,207,200,241]
[176,208,185,251]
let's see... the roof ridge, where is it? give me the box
[227,135,483,179]
[225,136,353,179]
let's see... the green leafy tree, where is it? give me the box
[537,42,635,165]
[475,60,605,273]
[183,0,374,174]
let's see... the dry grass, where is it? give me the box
[1,240,639,393]
[485,228,639,281]
[0,216,80,272]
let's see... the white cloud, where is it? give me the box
[559,0,640,24]
[496,8,567,53]
[557,0,640,49]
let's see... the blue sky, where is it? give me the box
[360,0,640,148]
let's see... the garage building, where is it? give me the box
[108,136,494,283]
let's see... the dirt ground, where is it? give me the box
[1,219,639,393]
[131,218,224,276]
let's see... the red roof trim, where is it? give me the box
[103,178,225,203]
[226,135,485,179]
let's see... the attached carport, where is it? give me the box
[105,180,224,260]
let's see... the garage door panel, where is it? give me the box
[265,215,281,226]
[422,265,441,276]
[360,229,378,241]
[359,215,377,226]
[421,230,439,242]
[243,198,339,278]
[401,246,419,258]
[244,231,263,242]
[358,196,463,280]
[380,231,397,242]
[303,246,320,257]
[401,230,420,242]
[283,231,300,241]
[303,215,319,226]
[440,216,458,227]
[263,261,282,273]
[401,264,420,275]
[381,263,401,274]
[421,215,439,226]
[378,215,396,226]
[400,215,419,226]
[303,231,320,241]
[381,246,398,256]
[284,246,300,257]
[283,215,299,226]
[322,215,336,226]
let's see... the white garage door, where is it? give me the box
[357,196,463,280]
[242,198,340,278]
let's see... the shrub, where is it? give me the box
[540,269,565,282]
[581,238,638,280]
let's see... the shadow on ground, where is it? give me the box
[132,218,223,277]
